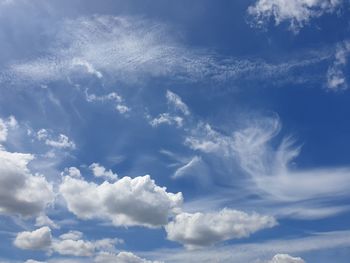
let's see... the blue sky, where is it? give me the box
[0,0,350,262]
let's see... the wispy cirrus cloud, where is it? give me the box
[1,15,332,88]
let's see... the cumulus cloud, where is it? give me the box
[268,254,305,263]
[15,228,121,257]
[0,148,54,217]
[248,0,343,31]
[95,251,161,263]
[55,236,121,257]
[14,226,52,250]
[327,40,350,90]
[89,163,118,181]
[59,174,183,228]
[35,214,59,229]
[165,208,277,249]
[37,129,76,150]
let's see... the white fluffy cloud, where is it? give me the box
[248,0,343,31]
[268,254,305,263]
[37,129,76,150]
[15,228,121,257]
[89,163,118,181]
[59,173,183,228]
[94,251,161,263]
[0,148,54,217]
[14,226,52,250]
[165,208,277,249]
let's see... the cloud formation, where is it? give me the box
[268,254,305,263]
[37,129,76,150]
[14,226,52,250]
[165,208,277,249]
[59,172,183,228]
[327,40,350,90]
[248,0,343,31]
[0,148,54,217]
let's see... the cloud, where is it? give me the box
[59,173,183,228]
[58,231,83,241]
[14,226,52,250]
[35,214,59,229]
[166,90,190,116]
[25,260,46,263]
[0,116,17,142]
[37,129,76,150]
[150,113,184,128]
[89,163,118,181]
[15,228,121,258]
[248,0,343,31]
[327,40,350,90]
[165,208,277,249]
[85,90,130,115]
[94,251,161,263]
[0,148,54,217]
[232,116,350,202]
[268,254,305,263]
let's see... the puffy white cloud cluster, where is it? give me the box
[268,254,305,263]
[14,226,52,250]
[89,163,118,181]
[15,228,122,258]
[37,129,76,150]
[59,172,183,228]
[165,208,277,249]
[0,148,54,217]
[248,0,343,31]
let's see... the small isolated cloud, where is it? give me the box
[85,90,130,115]
[166,90,190,116]
[59,174,183,228]
[248,0,343,32]
[14,226,52,250]
[37,129,76,150]
[150,90,190,128]
[327,40,350,91]
[89,163,118,181]
[165,208,277,249]
[24,260,46,263]
[268,254,305,263]
[95,251,161,263]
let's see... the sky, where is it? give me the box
[0,0,350,262]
